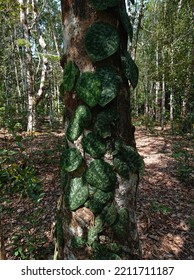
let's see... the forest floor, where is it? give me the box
[136,127,194,260]
[0,126,194,260]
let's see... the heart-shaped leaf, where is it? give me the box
[85,22,119,61]
[76,72,101,107]
[66,177,89,211]
[61,148,82,172]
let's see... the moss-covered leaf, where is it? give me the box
[81,132,106,158]
[63,60,80,92]
[87,189,114,214]
[66,105,92,142]
[85,22,119,61]
[76,72,101,107]
[87,218,103,246]
[94,108,117,138]
[84,159,117,191]
[113,144,145,178]
[99,203,118,226]
[65,177,89,211]
[74,105,92,127]
[61,148,82,172]
[121,51,139,89]
[96,66,122,107]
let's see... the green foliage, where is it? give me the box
[0,164,43,202]
[91,242,121,259]
[87,217,103,246]
[119,7,133,42]
[96,66,122,107]
[99,202,118,226]
[71,236,86,249]
[65,177,89,211]
[76,72,101,107]
[0,134,44,203]
[86,189,113,214]
[113,142,144,178]
[94,108,117,138]
[16,38,31,47]
[81,132,106,158]
[11,207,47,260]
[84,159,117,191]
[112,208,129,239]
[149,201,172,215]
[172,142,194,184]
[121,51,139,89]
[90,0,118,11]
[63,60,80,92]
[66,105,92,142]
[60,148,82,172]
[84,22,119,61]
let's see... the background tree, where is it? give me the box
[0,0,63,132]
[133,0,194,132]
[54,0,144,260]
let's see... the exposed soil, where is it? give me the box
[0,126,194,260]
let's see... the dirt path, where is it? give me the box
[135,127,194,259]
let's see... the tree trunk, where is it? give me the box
[53,0,143,260]
[18,0,49,132]
[155,43,160,123]
[18,0,35,132]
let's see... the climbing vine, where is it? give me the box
[56,0,144,260]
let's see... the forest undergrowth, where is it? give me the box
[0,125,194,260]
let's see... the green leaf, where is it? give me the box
[66,118,82,142]
[84,159,117,191]
[87,189,113,214]
[90,0,118,11]
[65,177,89,211]
[96,66,122,107]
[66,105,92,142]
[61,148,82,172]
[81,132,106,158]
[76,72,101,107]
[74,105,92,127]
[71,236,86,249]
[99,203,118,226]
[112,208,129,239]
[94,108,117,138]
[113,144,144,178]
[119,7,133,42]
[121,51,139,89]
[63,60,80,92]
[87,216,103,246]
[84,22,119,61]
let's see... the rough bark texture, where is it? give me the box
[54,0,142,260]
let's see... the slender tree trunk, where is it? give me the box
[18,0,35,132]
[54,0,143,260]
[132,0,144,61]
[155,43,160,123]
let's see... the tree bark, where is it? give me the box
[18,0,35,132]
[54,0,143,260]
